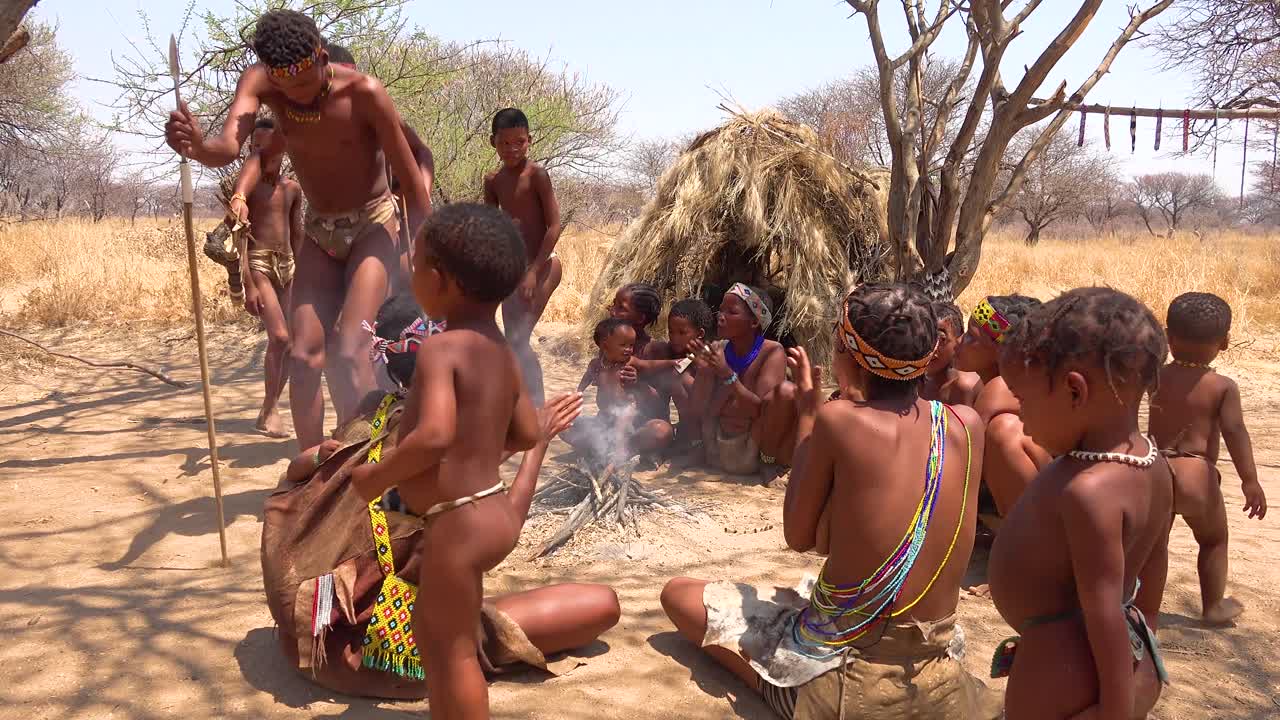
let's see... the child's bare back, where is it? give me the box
[1148,292,1266,625]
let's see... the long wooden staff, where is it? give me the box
[170,35,229,567]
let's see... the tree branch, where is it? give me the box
[0,328,190,388]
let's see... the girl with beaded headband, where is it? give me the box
[954,294,1052,525]
[988,287,1173,720]
[660,283,1001,720]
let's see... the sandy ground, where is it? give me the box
[1,321,1278,720]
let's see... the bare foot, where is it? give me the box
[255,409,290,439]
[1202,597,1244,625]
[966,583,991,598]
[760,465,789,489]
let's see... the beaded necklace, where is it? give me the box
[724,334,764,375]
[794,401,971,655]
[1172,359,1213,371]
[1067,435,1157,468]
[284,66,333,125]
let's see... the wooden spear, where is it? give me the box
[170,35,229,567]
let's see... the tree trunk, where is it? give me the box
[1024,225,1042,246]
[0,0,37,64]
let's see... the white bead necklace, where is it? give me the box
[1067,435,1158,468]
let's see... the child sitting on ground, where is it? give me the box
[348,203,540,720]
[608,282,663,358]
[566,318,673,460]
[989,287,1173,720]
[955,294,1050,521]
[1149,291,1267,625]
[921,301,983,407]
[641,298,716,449]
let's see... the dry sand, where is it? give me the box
[0,321,1277,719]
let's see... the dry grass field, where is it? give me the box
[2,218,1279,341]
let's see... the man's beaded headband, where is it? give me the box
[267,46,322,78]
[972,297,1012,344]
[839,297,938,381]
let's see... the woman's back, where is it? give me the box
[819,397,984,623]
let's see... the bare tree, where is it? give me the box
[626,136,686,195]
[780,58,973,171]
[1082,162,1128,235]
[1005,130,1108,245]
[0,20,76,152]
[1153,1,1280,113]
[1127,172,1220,236]
[842,0,1173,297]
[76,136,120,222]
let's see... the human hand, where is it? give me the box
[164,100,204,157]
[1242,480,1267,520]
[619,363,638,384]
[539,392,583,444]
[787,346,824,416]
[517,271,536,303]
[693,339,731,380]
[317,439,341,464]
[244,285,263,317]
[227,196,249,227]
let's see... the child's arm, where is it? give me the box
[483,174,499,207]
[399,120,435,200]
[286,439,342,484]
[238,213,257,316]
[629,357,682,375]
[577,357,601,393]
[506,368,541,453]
[355,76,430,242]
[166,69,264,166]
[352,345,456,502]
[289,182,305,260]
[1220,379,1267,519]
[532,166,561,268]
[508,393,584,524]
[784,404,837,552]
[1062,478,1134,720]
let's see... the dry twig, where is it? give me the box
[0,328,189,388]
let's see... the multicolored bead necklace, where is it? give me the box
[794,401,969,655]
[283,66,333,125]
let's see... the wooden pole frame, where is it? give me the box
[1031,99,1280,121]
[170,35,229,567]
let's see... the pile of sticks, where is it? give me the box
[530,456,688,557]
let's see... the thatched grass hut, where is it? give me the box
[583,109,889,361]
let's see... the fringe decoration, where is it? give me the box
[1154,108,1163,151]
[1078,108,1087,147]
[1103,106,1111,150]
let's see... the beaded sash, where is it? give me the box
[359,393,424,680]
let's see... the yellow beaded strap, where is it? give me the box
[360,394,424,680]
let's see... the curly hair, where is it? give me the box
[375,294,427,388]
[421,203,527,303]
[1004,287,1167,398]
[492,108,529,135]
[622,283,662,327]
[1167,292,1232,343]
[844,283,938,400]
[322,40,356,66]
[593,317,631,346]
[987,294,1042,327]
[252,10,321,69]
[670,298,715,337]
[932,301,963,335]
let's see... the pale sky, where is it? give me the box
[35,0,1260,194]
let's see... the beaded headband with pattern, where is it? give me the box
[839,297,938,381]
[363,317,446,365]
[267,46,322,78]
[727,282,772,331]
[972,298,1012,344]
